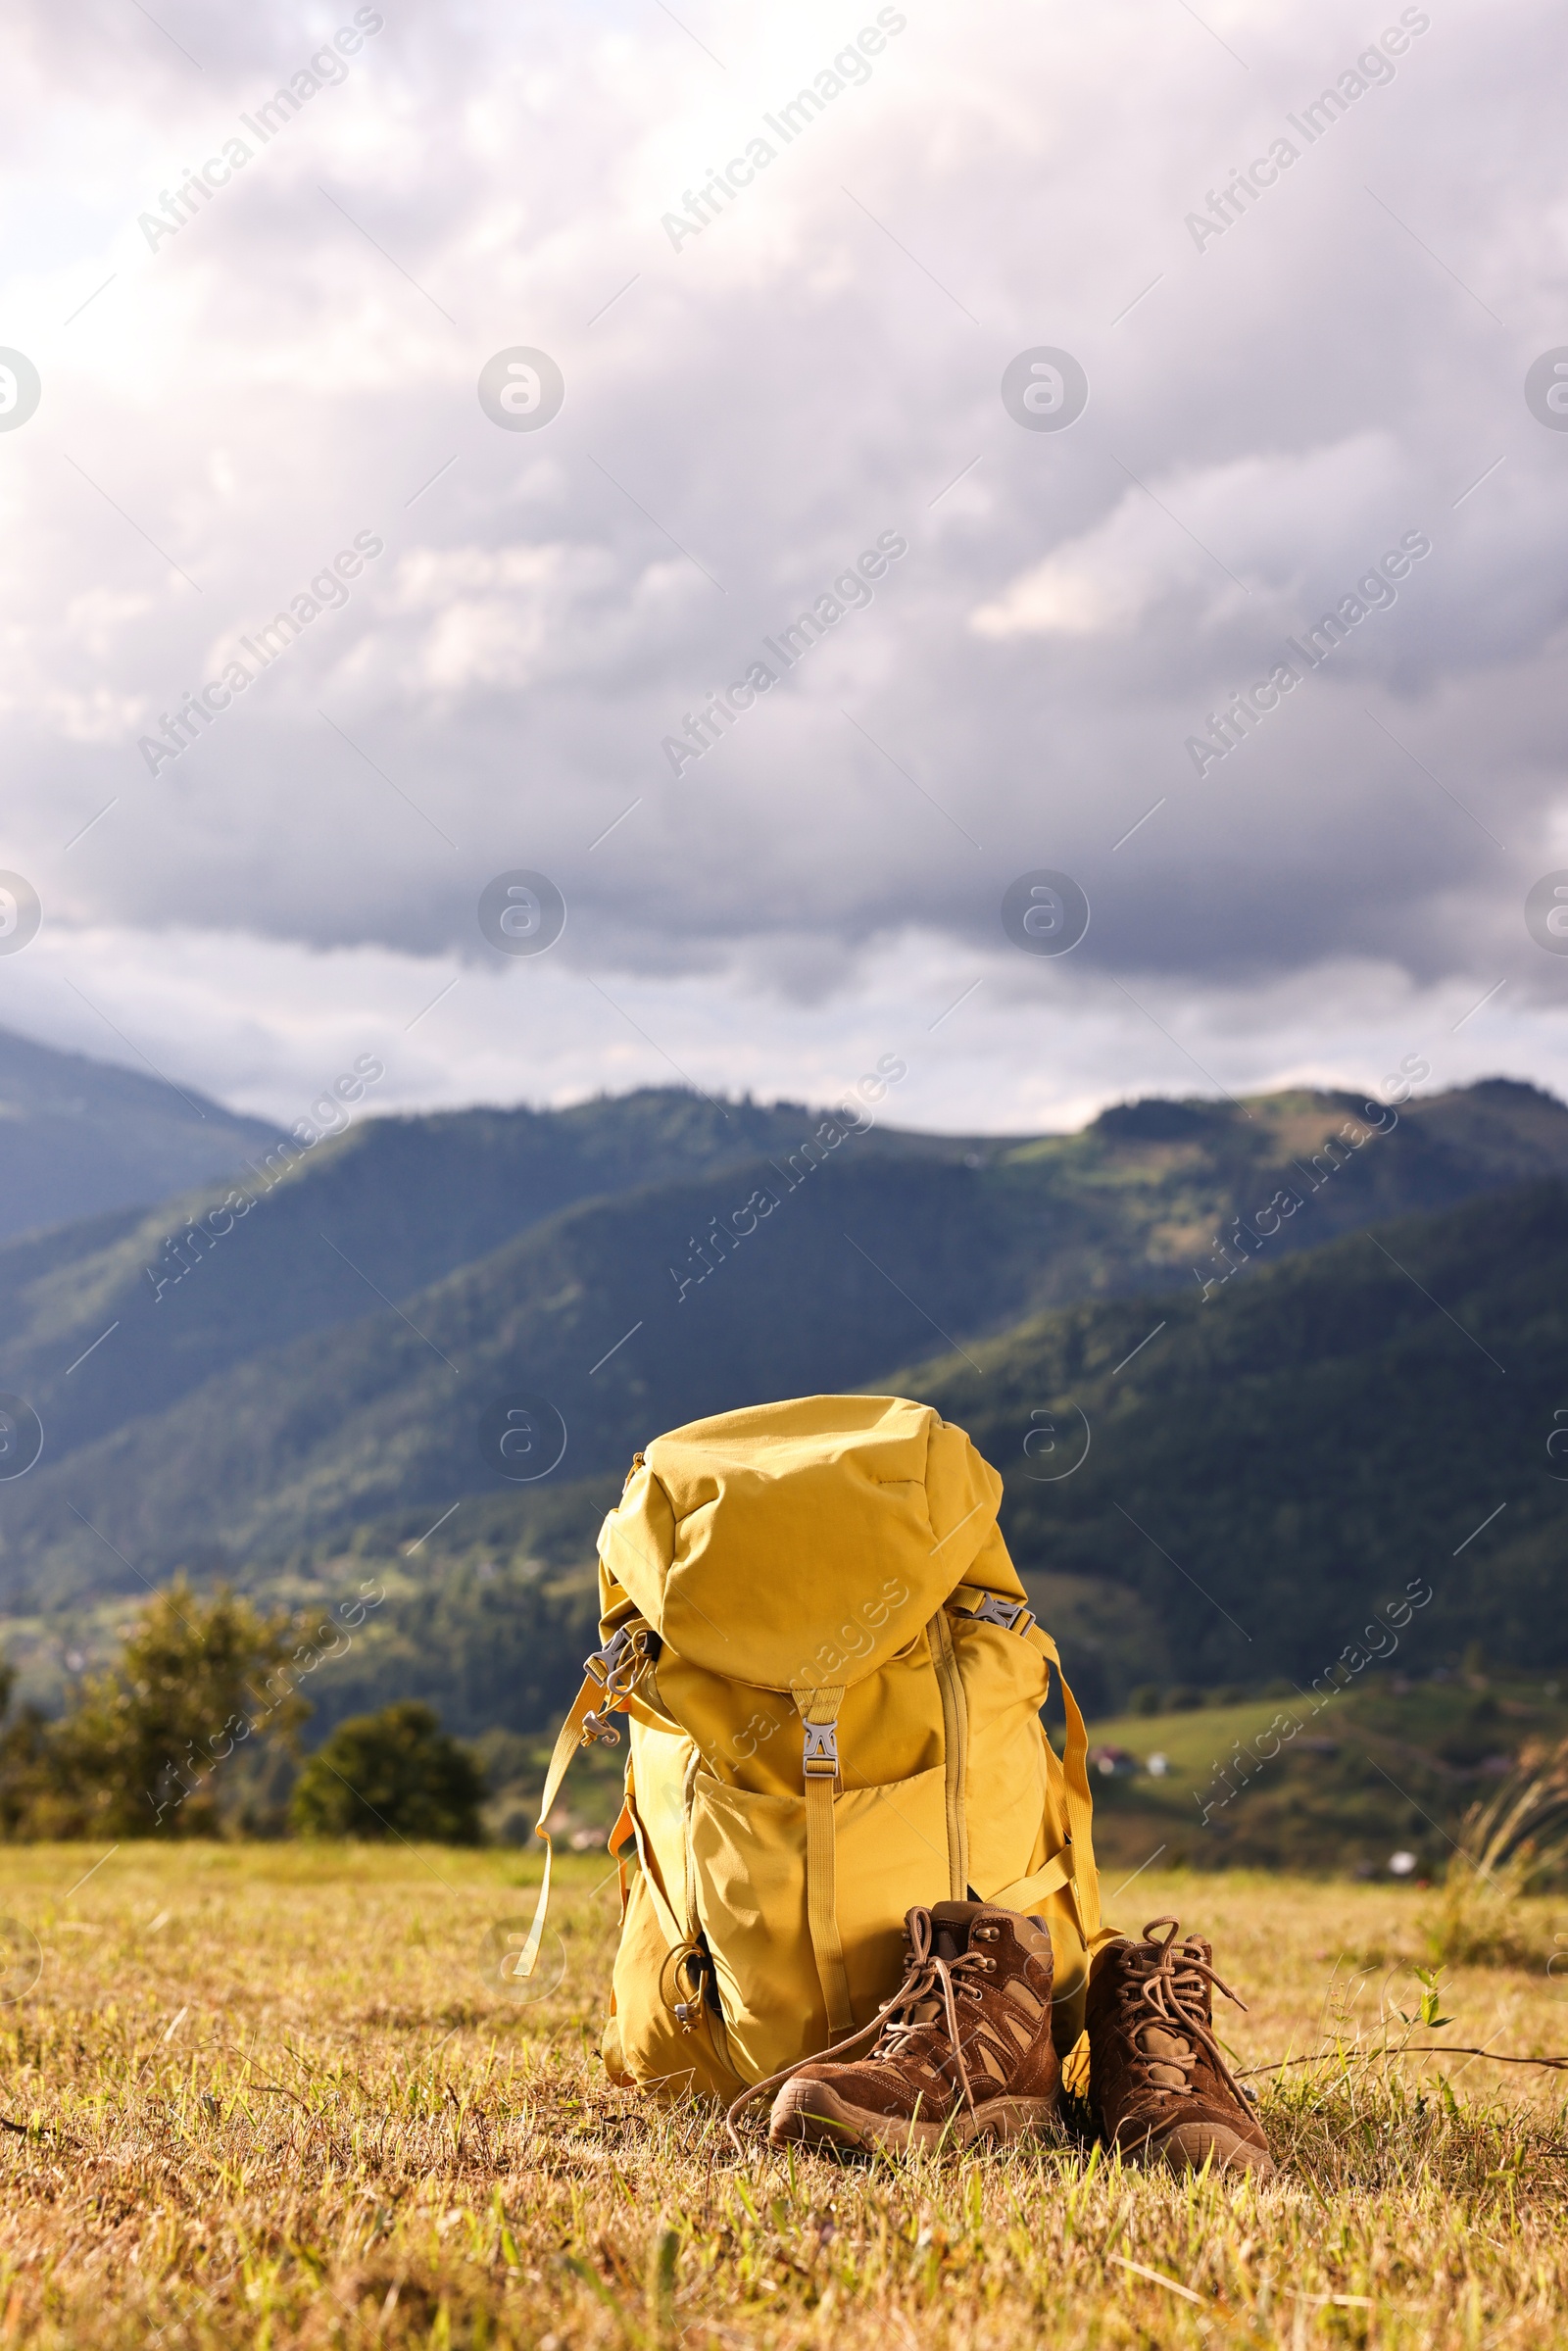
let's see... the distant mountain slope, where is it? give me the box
[881,1175,1568,1701]
[0,1086,968,1470]
[34,1176,1560,1749]
[5,1075,1565,1500]
[5,1082,1568,1606]
[0,1023,283,1241]
[0,1150,1015,1596]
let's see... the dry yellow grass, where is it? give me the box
[0,1842,1564,2346]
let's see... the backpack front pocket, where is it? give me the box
[688,1761,950,2082]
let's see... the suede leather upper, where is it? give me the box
[1087,1917,1274,2176]
[785,1901,1060,2127]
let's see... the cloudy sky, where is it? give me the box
[0,0,1564,1135]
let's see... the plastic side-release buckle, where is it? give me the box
[585,1622,657,1702]
[585,1625,634,1687]
[580,1625,657,1748]
[802,1723,839,1780]
[966,1592,1037,1637]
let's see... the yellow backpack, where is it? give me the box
[520,1395,1111,2098]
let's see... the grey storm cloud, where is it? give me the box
[4,0,1565,1036]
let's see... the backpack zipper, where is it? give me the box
[927,1608,971,1902]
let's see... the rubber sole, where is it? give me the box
[1140,2120,1277,2180]
[769,2076,1060,2154]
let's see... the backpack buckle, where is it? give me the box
[586,1625,633,1686]
[586,1623,653,1701]
[802,1723,839,1781]
[580,1710,622,1747]
[967,1592,1036,1637]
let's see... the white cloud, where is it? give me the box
[0,0,1559,1123]
[970,437,1416,641]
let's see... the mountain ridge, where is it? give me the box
[2,1075,1565,1605]
[0,1021,285,1243]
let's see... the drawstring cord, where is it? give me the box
[1118,1915,1250,2107]
[724,1909,990,2155]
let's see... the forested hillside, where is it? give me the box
[3,1078,1562,1604]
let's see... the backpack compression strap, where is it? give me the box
[793,1684,855,2039]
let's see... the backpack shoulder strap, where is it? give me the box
[1029,1625,1102,1939]
[950,1594,1102,1941]
[514,1622,654,1983]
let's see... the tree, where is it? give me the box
[290,1701,484,1843]
[0,1658,74,1838]
[49,1582,310,1837]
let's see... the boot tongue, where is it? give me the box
[928,1899,986,1965]
[1136,2023,1192,2090]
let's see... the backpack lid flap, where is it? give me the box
[598,1395,1002,1688]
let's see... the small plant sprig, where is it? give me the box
[1391,1966,1456,2035]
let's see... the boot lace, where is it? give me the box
[1116,1915,1250,2107]
[864,1909,997,2104]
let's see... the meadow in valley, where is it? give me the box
[0,1843,1563,2349]
[4,1075,1568,2343]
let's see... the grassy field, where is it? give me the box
[0,1843,1564,2346]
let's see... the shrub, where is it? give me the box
[290,1701,484,1842]
[0,1658,72,1838]
[1,1583,308,1838]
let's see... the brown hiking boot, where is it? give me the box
[1086,1916,1275,2179]
[766,1901,1060,2154]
